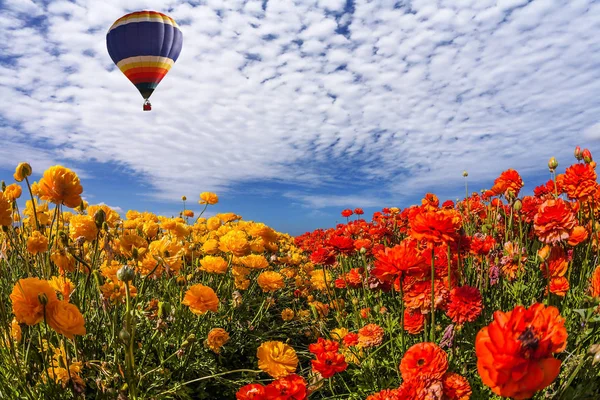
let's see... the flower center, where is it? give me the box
[417,358,425,366]
[518,327,539,357]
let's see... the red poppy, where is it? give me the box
[399,342,448,381]
[343,332,359,347]
[264,374,307,400]
[309,338,339,355]
[310,247,336,266]
[236,383,266,400]
[562,163,597,200]
[403,309,425,335]
[475,303,567,399]
[311,351,347,378]
[365,388,401,400]
[409,210,461,244]
[354,207,364,215]
[372,240,428,283]
[491,169,524,198]
[341,209,353,217]
[326,235,355,255]
[445,286,483,325]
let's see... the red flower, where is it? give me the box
[264,374,307,400]
[442,200,455,209]
[341,209,353,217]
[311,351,347,378]
[236,383,266,400]
[568,226,588,246]
[366,388,401,400]
[562,163,597,200]
[533,198,577,244]
[327,235,355,255]
[491,169,524,198]
[354,207,364,215]
[475,303,567,399]
[469,234,495,256]
[442,372,472,400]
[403,309,425,335]
[357,323,384,348]
[342,332,359,347]
[372,240,428,283]
[445,286,483,325]
[310,247,335,266]
[590,265,600,297]
[309,338,339,355]
[409,210,461,244]
[399,342,448,381]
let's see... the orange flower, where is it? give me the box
[409,210,461,244]
[399,342,448,381]
[403,309,425,335]
[542,247,568,278]
[38,166,83,208]
[206,328,230,354]
[257,341,298,378]
[568,225,588,246]
[442,372,472,400]
[10,277,58,325]
[549,276,569,297]
[13,162,32,182]
[219,230,250,256]
[475,303,567,399]
[46,300,86,340]
[357,324,384,348]
[403,279,448,313]
[0,192,12,226]
[199,256,229,274]
[48,276,75,300]
[240,254,269,269]
[51,248,76,274]
[445,286,483,325]
[69,214,98,242]
[590,265,600,297]
[27,230,48,254]
[11,318,22,343]
[199,192,219,205]
[366,389,402,400]
[4,184,22,201]
[182,284,219,315]
[257,271,285,292]
[182,210,194,218]
[533,198,577,244]
[372,240,428,282]
[562,163,597,200]
[491,169,524,198]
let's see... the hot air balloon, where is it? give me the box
[106,11,183,111]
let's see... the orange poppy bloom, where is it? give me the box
[491,169,524,198]
[10,278,58,325]
[257,341,298,378]
[182,284,219,315]
[372,240,428,282]
[409,210,461,244]
[533,198,577,244]
[561,163,597,200]
[46,300,86,340]
[567,225,588,246]
[442,372,472,400]
[399,342,448,381]
[549,276,569,297]
[475,303,567,399]
[445,286,483,325]
[357,324,384,348]
[38,166,83,208]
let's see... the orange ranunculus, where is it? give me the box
[409,210,461,244]
[445,286,483,325]
[51,248,76,273]
[399,342,448,381]
[236,383,265,399]
[542,247,568,278]
[372,240,428,282]
[27,230,49,255]
[0,192,12,226]
[38,166,83,208]
[568,225,588,246]
[442,372,472,400]
[533,198,577,244]
[491,169,524,198]
[549,276,569,297]
[366,389,402,400]
[562,163,597,200]
[182,284,219,315]
[48,276,75,300]
[183,210,194,218]
[199,256,229,274]
[590,265,600,297]
[46,300,86,340]
[475,303,567,400]
[69,214,98,242]
[87,204,121,228]
[357,323,384,348]
[257,341,298,378]
[403,279,448,314]
[10,278,58,325]
[199,192,219,205]
[13,162,32,182]
[240,254,269,269]
[206,328,230,354]
[403,309,425,334]
[4,184,22,201]
[219,230,250,256]
[421,193,440,211]
[257,271,285,292]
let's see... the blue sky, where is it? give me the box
[1,0,599,235]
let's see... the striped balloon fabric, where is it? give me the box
[106,11,183,109]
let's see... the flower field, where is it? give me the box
[1,147,600,399]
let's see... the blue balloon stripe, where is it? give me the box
[107,21,183,62]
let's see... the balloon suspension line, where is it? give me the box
[143,99,152,111]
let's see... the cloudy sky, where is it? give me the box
[1,0,599,234]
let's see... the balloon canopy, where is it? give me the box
[106,11,183,110]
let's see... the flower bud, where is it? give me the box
[119,329,131,344]
[94,209,106,229]
[548,157,558,172]
[117,265,135,282]
[1,181,5,191]
[360,247,367,254]
[181,196,187,201]
[574,146,582,161]
[513,199,522,211]
[462,170,468,177]
[583,148,593,164]
[58,230,69,246]
[158,301,171,319]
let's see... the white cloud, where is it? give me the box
[0,0,599,210]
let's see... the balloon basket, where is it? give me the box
[143,100,152,111]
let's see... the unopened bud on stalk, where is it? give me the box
[513,199,522,211]
[181,196,187,201]
[360,247,367,254]
[119,329,131,344]
[181,334,196,348]
[462,170,468,177]
[117,265,135,282]
[94,209,106,229]
[583,148,593,164]
[58,230,69,246]
[158,301,171,319]
[548,157,559,172]
[575,146,582,161]
[1,181,5,191]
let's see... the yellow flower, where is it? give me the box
[51,248,76,273]
[331,328,349,342]
[13,162,32,182]
[219,230,250,256]
[217,212,240,223]
[240,254,269,269]
[199,256,229,274]
[0,192,12,226]
[11,318,22,343]
[87,204,121,228]
[206,216,222,231]
[199,192,219,205]
[206,328,230,353]
[257,271,285,292]
[257,341,298,378]
[310,269,332,291]
[281,308,294,321]
[201,238,219,255]
[183,210,194,218]
[48,276,75,300]
[69,214,98,242]
[4,184,22,201]
[47,300,86,340]
[38,166,83,208]
[10,277,58,325]
[143,221,159,238]
[27,230,48,254]
[182,284,219,315]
